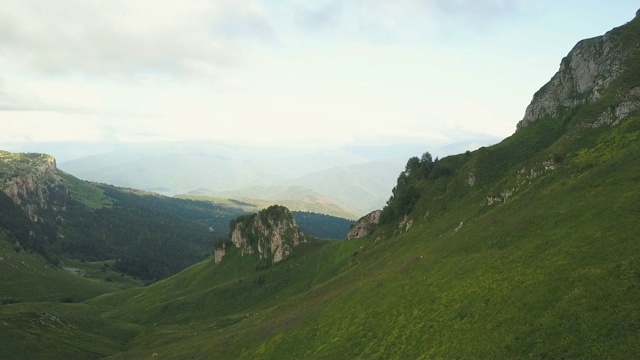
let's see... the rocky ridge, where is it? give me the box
[517,12,640,130]
[0,152,69,222]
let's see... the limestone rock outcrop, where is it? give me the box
[517,13,640,130]
[0,152,68,221]
[226,205,306,264]
[347,210,381,239]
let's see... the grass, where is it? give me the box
[0,237,138,304]
[0,235,145,359]
[74,115,640,359]
[2,115,640,358]
[0,302,143,359]
[57,172,112,210]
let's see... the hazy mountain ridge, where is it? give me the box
[55,139,493,217]
[180,192,358,220]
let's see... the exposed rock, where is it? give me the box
[517,14,639,130]
[214,243,226,264]
[543,159,557,171]
[487,190,514,206]
[347,210,381,239]
[0,153,68,222]
[399,215,413,232]
[228,205,306,264]
[467,172,476,187]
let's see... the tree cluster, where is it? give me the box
[380,151,437,224]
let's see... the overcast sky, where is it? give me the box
[1,0,638,148]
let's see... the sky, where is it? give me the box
[1,0,638,149]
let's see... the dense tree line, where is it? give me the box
[380,151,451,224]
[51,185,249,280]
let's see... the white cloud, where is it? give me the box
[1,111,107,142]
[0,0,273,77]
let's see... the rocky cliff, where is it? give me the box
[347,210,381,239]
[0,151,69,222]
[221,205,306,264]
[517,11,640,130]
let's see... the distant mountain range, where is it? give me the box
[49,138,498,217]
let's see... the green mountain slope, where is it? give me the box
[87,114,640,360]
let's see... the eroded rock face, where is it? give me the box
[1,154,66,222]
[229,205,306,263]
[516,15,640,130]
[517,34,620,129]
[347,210,381,239]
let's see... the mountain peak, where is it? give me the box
[516,13,640,131]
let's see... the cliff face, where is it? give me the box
[0,152,69,222]
[517,13,640,130]
[225,205,306,264]
[347,210,381,239]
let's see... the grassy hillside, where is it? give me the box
[84,115,640,359]
[2,113,639,359]
[0,234,139,304]
[0,232,145,359]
